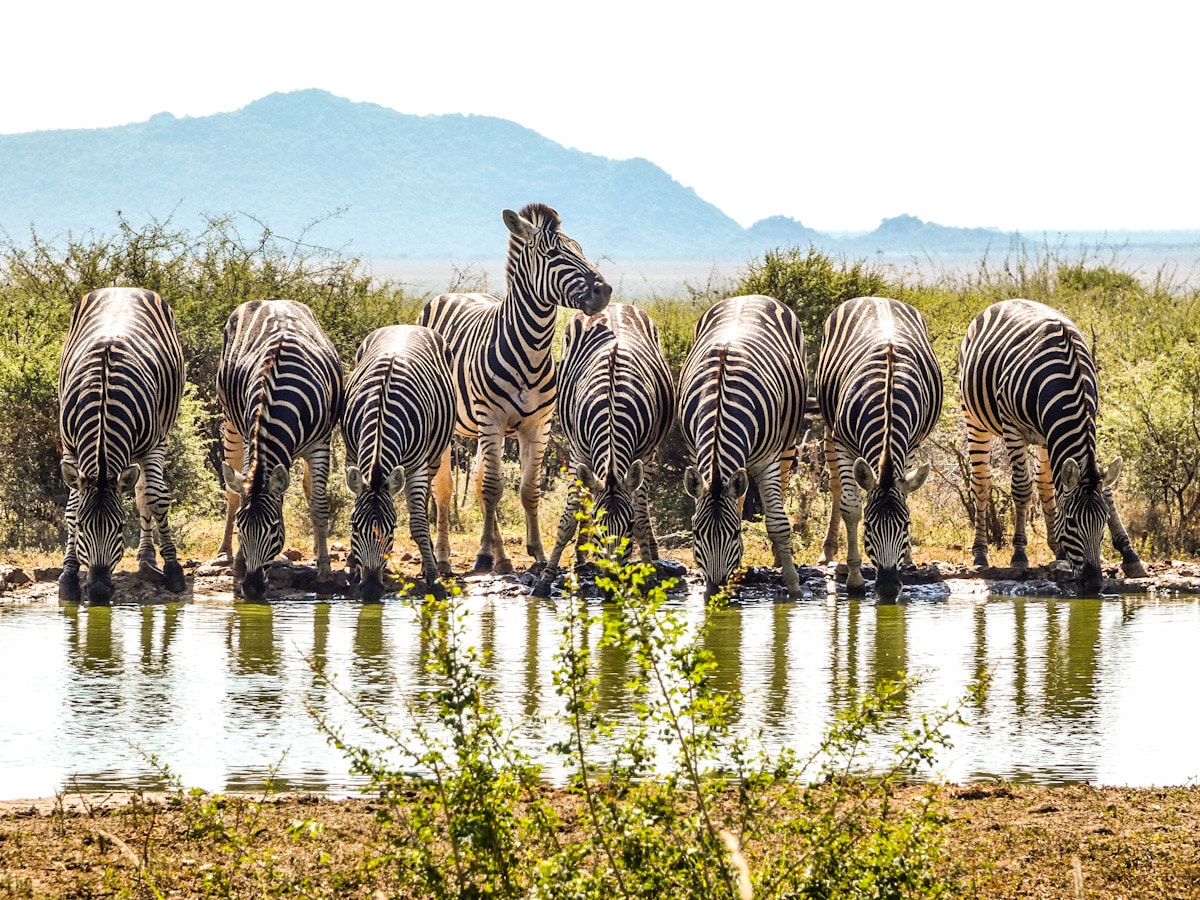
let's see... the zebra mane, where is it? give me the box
[517,203,561,233]
[96,343,113,482]
[603,339,619,486]
[367,354,399,490]
[247,338,284,486]
[709,345,728,488]
[878,342,896,489]
[1056,321,1102,478]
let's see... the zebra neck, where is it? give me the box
[501,263,560,361]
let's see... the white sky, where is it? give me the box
[4,0,1196,232]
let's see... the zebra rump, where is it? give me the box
[534,303,675,596]
[58,287,187,604]
[215,300,345,600]
[679,295,808,598]
[816,296,943,601]
[343,325,454,600]
[958,298,1145,592]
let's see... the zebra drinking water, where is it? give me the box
[533,303,675,597]
[679,295,808,598]
[418,203,611,575]
[214,300,345,600]
[815,296,943,601]
[958,298,1146,592]
[342,325,455,600]
[57,288,187,604]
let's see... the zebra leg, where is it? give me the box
[433,444,454,576]
[1005,429,1034,568]
[303,445,334,584]
[819,436,843,566]
[212,421,243,570]
[633,481,659,563]
[835,447,867,594]
[1104,485,1148,577]
[138,445,185,592]
[59,483,82,603]
[474,427,510,574]
[533,480,581,598]
[965,419,994,567]
[405,468,446,599]
[1033,445,1062,559]
[517,415,552,572]
[756,460,802,598]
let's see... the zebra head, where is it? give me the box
[61,460,140,604]
[576,460,643,558]
[1054,456,1122,594]
[223,461,289,601]
[853,457,931,602]
[685,466,749,599]
[503,204,612,315]
[345,464,404,602]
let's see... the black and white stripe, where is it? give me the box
[533,303,675,596]
[958,298,1145,592]
[342,325,455,601]
[215,300,345,600]
[57,288,187,604]
[418,203,611,575]
[815,297,943,601]
[679,295,808,598]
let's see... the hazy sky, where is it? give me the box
[5,0,1195,232]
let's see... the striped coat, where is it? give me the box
[57,288,186,603]
[958,298,1145,591]
[815,297,943,601]
[215,300,345,600]
[534,304,675,596]
[418,203,611,576]
[342,325,455,600]
[679,295,808,598]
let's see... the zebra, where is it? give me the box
[815,296,944,601]
[958,298,1146,592]
[679,295,809,598]
[214,300,345,600]
[418,203,612,576]
[342,325,455,601]
[57,287,187,604]
[532,303,675,597]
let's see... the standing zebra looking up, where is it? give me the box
[815,297,943,601]
[58,288,187,604]
[419,203,612,575]
[533,303,675,597]
[214,300,345,600]
[679,295,808,599]
[959,298,1146,593]
[342,325,455,601]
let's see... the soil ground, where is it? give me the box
[1,784,1198,898]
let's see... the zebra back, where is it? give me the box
[59,288,185,480]
[816,296,943,482]
[217,299,345,486]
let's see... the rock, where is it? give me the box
[1,566,31,587]
[654,559,688,580]
[193,564,229,578]
[330,541,346,553]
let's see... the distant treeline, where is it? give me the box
[3,215,1199,561]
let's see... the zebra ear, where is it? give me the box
[725,468,750,500]
[222,461,246,495]
[502,208,537,243]
[61,459,83,491]
[345,466,364,497]
[623,460,645,493]
[684,466,707,499]
[576,463,600,492]
[387,465,407,497]
[1102,456,1123,489]
[1061,458,1081,494]
[117,464,140,495]
[268,463,290,499]
[853,457,878,492]
[904,461,932,494]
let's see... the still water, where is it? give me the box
[1,584,1198,799]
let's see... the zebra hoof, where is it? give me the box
[495,559,514,575]
[531,579,553,599]
[436,561,454,577]
[1009,552,1029,568]
[472,554,494,575]
[58,571,82,604]
[137,559,164,583]
[163,561,186,593]
[412,578,446,601]
[528,560,547,577]
[1122,556,1148,579]
[844,580,867,597]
